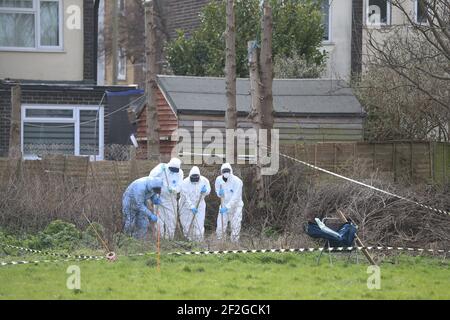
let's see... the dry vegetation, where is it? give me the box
[0,156,449,252]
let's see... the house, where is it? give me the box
[99,0,211,87]
[128,75,365,159]
[99,0,357,86]
[0,0,136,160]
[359,0,431,70]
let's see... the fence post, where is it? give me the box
[333,143,337,172]
[442,142,448,184]
[393,143,397,183]
[9,84,22,159]
[410,142,413,181]
[429,142,434,183]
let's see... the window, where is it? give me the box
[415,0,428,24]
[118,0,125,15]
[117,47,127,80]
[0,0,62,50]
[366,0,391,26]
[321,0,331,41]
[21,105,104,160]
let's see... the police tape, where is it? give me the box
[2,244,448,268]
[166,246,450,256]
[0,243,104,260]
[261,144,450,216]
[0,257,103,267]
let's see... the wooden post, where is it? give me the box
[225,0,237,165]
[429,141,433,183]
[337,210,376,266]
[248,40,264,207]
[9,84,22,159]
[111,0,119,85]
[145,0,160,161]
[260,0,274,148]
[410,141,413,181]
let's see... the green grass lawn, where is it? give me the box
[0,253,449,300]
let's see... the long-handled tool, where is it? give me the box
[155,204,161,272]
[81,208,116,262]
[337,210,376,266]
[219,185,226,243]
[146,198,161,271]
[187,190,205,241]
[163,168,184,240]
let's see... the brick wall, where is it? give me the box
[0,83,134,157]
[351,0,363,76]
[0,86,11,157]
[83,0,97,82]
[163,0,211,39]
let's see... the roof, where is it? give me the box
[156,75,364,116]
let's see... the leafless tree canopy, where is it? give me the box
[104,0,168,68]
[360,0,449,141]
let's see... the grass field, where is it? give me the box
[1,252,449,300]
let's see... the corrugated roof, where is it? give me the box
[157,75,364,115]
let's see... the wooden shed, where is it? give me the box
[131,75,365,159]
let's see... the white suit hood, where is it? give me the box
[189,166,201,177]
[220,163,233,175]
[168,158,182,169]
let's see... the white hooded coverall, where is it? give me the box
[215,163,244,242]
[149,158,184,239]
[179,166,211,242]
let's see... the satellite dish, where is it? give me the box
[130,134,138,148]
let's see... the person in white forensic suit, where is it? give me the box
[149,158,184,240]
[215,163,244,243]
[179,166,211,242]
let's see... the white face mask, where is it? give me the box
[223,172,230,179]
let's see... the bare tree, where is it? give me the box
[104,0,168,86]
[225,0,238,164]
[363,0,449,140]
[260,0,275,147]
[248,40,264,207]
[145,0,160,160]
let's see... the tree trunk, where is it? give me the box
[225,0,238,165]
[111,0,118,85]
[260,0,274,147]
[9,84,22,159]
[248,40,264,207]
[145,0,160,161]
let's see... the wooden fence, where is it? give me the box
[0,141,448,187]
[280,141,449,184]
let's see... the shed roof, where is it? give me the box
[156,75,364,116]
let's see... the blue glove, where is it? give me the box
[151,195,161,205]
[191,207,198,215]
[201,185,207,194]
[219,207,228,215]
[218,188,225,197]
[149,213,158,222]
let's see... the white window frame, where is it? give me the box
[0,0,63,52]
[21,105,104,161]
[117,46,127,81]
[322,0,332,43]
[366,0,392,27]
[415,0,429,25]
